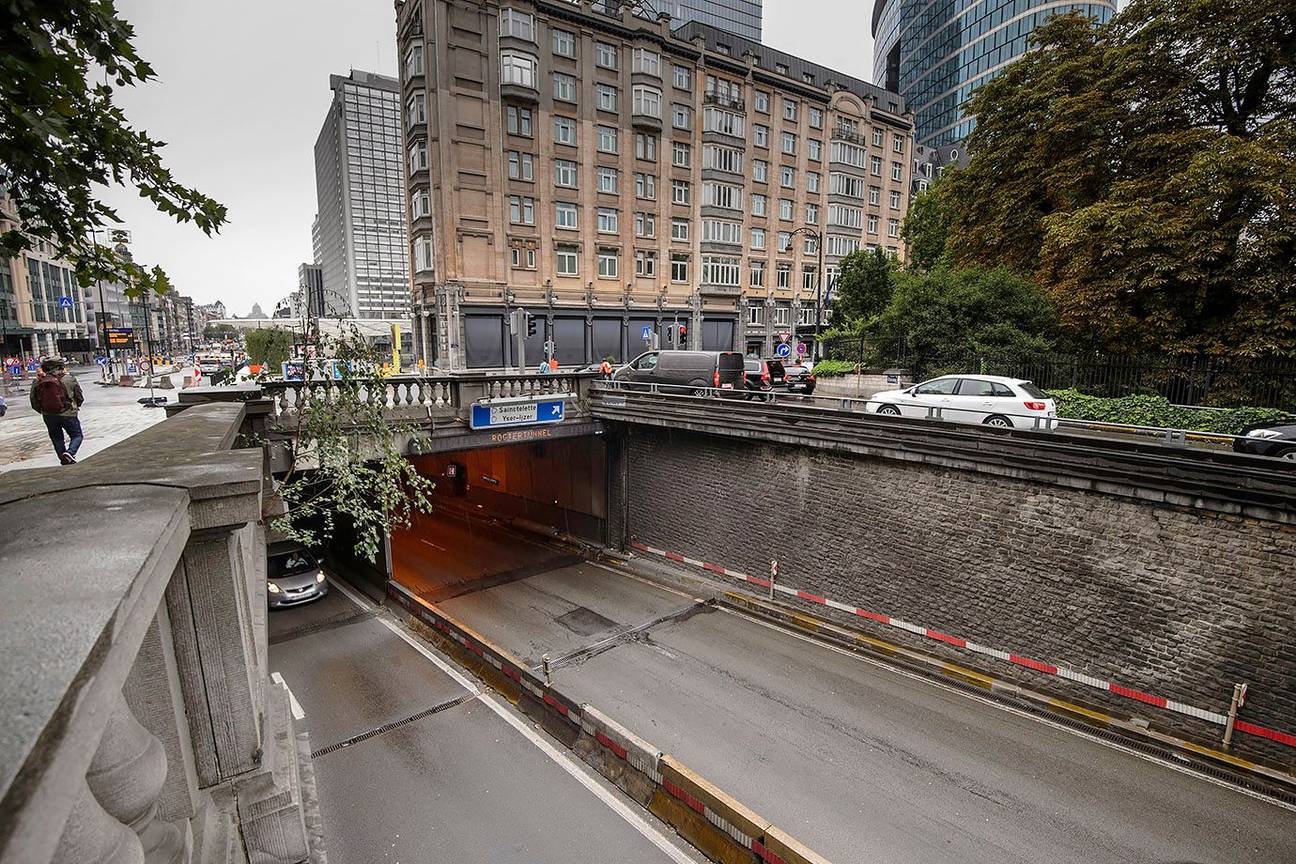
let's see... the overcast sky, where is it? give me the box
[101,1,873,316]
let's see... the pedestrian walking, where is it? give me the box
[548,356,559,373]
[598,357,614,380]
[30,358,85,464]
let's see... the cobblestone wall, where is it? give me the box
[618,425,1296,766]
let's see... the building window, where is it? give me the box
[597,166,619,193]
[557,244,579,276]
[803,234,818,255]
[889,190,902,209]
[752,160,768,183]
[780,166,794,188]
[867,214,879,234]
[892,161,903,181]
[779,198,793,220]
[671,179,691,205]
[598,248,619,278]
[553,73,576,102]
[701,256,740,287]
[407,91,426,126]
[702,218,742,244]
[888,218,900,237]
[413,235,433,272]
[702,107,744,137]
[703,181,741,209]
[406,139,430,176]
[499,8,535,40]
[831,141,865,167]
[831,172,864,198]
[597,125,618,153]
[412,189,431,219]
[805,203,819,224]
[634,172,656,199]
[776,264,790,289]
[633,86,662,119]
[802,267,817,291]
[808,107,823,129]
[868,186,880,205]
[873,128,884,147]
[807,171,821,193]
[404,44,424,78]
[783,99,797,122]
[754,91,769,113]
[870,155,882,176]
[509,195,535,225]
[778,231,791,251]
[672,104,691,130]
[750,227,766,250]
[751,193,767,216]
[750,260,765,287]
[893,134,905,153]
[633,48,660,76]
[671,217,690,241]
[552,28,576,58]
[781,132,797,155]
[748,304,763,325]
[635,249,657,277]
[635,212,656,237]
[555,201,578,229]
[596,83,618,113]
[670,253,689,282]
[507,150,534,181]
[826,234,860,257]
[808,139,822,161]
[828,204,863,229]
[673,65,691,91]
[511,246,537,269]
[753,124,769,147]
[554,115,576,145]
[634,133,657,161]
[500,51,538,88]
[597,207,618,233]
[554,159,577,187]
[703,144,743,173]
[507,105,533,137]
[595,41,618,69]
[672,141,691,167]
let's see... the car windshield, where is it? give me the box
[745,359,762,372]
[1020,382,1048,399]
[269,550,316,578]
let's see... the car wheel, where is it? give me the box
[983,415,1012,428]
[877,405,900,416]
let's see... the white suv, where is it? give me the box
[869,374,1057,428]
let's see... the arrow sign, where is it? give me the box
[470,398,566,430]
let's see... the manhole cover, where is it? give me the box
[555,606,619,637]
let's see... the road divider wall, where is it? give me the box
[388,581,834,864]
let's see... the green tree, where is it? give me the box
[203,323,238,340]
[245,328,293,372]
[901,183,951,272]
[831,248,894,324]
[1,1,227,296]
[944,1,1296,355]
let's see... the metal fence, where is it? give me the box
[819,336,1296,409]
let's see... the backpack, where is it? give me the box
[36,376,69,414]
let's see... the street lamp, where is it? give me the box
[786,225,824,362]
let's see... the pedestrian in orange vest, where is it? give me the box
[548,356,558,372]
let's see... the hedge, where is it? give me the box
[804,359,854,378]
[1046,389,1290,435]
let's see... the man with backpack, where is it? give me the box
[30,358,85,464]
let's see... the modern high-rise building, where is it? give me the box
[312,70,411,320]
[648,0,761,41]
[395,0,914,369]
[873,0,1116,147]
[0,193,92,356]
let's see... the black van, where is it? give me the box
[614,350,745,395]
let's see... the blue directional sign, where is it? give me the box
[58,296,74,309]
[774,342,791,358]
[95,356,109,366]
[470,398,565,430]
[641,325,652,341]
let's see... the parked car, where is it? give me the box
[743,358,785,400]
[1233,421,1296,460]
[614,350,745,395]
[869,374,1057,428]
[782,364,816,395]
[267,541,328,609]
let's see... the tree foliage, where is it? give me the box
[203,322,238,340]
[0,0,227,296]
[831,248,894,324]
[900,183,951,272]
[273,330,436,562]
[245,328,293,372]
[944,0,1296,355]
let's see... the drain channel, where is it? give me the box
[312,693,477,757]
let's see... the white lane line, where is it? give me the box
[722,606,1296,813]
[271,671,306,720]
[419,539,447,552]
[327,571,696,861]
[477,690,697,863]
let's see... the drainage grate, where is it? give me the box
[311,693,476,757]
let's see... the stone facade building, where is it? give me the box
[395,0,914,369]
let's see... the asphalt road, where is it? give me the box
[267,579,704,864]
[398,510,1296,864]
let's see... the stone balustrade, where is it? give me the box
[0,392,322,864]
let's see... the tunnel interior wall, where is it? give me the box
[615,424,1296,766]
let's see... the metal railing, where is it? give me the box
[703,91,745,111]
[830,125,866,145]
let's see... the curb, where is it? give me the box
[385,580,838,864]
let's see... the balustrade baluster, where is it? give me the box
[52,778,142,864]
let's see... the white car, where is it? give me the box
[870,374,1057,428]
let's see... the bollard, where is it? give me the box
[542,653,552,686]
[769,559,778,601]
[1222,682,1247,747]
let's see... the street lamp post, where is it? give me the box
[787,226,824,362]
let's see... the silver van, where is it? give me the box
[614,350,745,395]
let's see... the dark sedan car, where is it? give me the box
[1233,422,1296,461]
[267,541,328,608]
[782,364,816,395]
[743,358,785,400]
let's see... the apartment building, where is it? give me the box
[396,0,914,368]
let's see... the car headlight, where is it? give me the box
[267,582,281,594]
[1246,428,1284,439]
[316,572,326,584]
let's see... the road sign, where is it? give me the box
[58,296,73,309]
[774,343,791,358]
[641,325,652,341]
[105,327,135,348]
[95,356,108,366]
[470,398,566,430]
[778,331,791,343]
[796,342,808,356]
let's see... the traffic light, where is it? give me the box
[526,313,537,338]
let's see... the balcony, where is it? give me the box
[704,91,745,111]
[630,107,663,131]
[831,125,866,145]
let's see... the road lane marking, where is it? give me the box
[271,671,305,720]
[419,539,447,552]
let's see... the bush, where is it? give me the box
[1047,389,1290,434]
[806,359,855,378]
